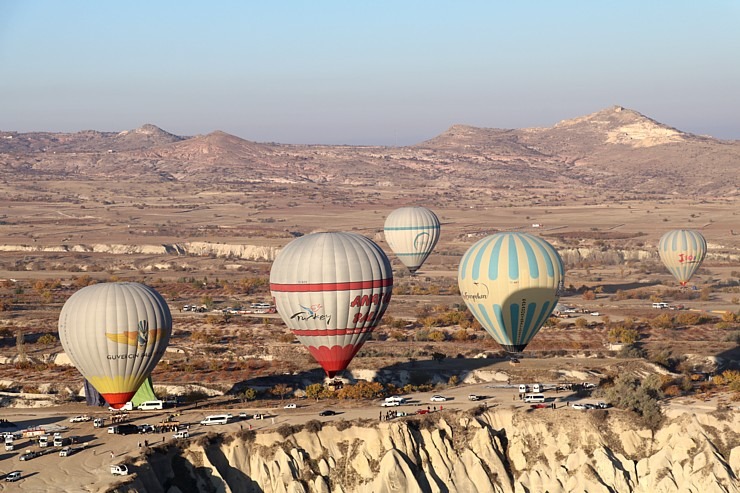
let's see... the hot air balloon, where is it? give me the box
[58,282,172,409]
[270,232,393,378]
[384,206,440,274]
[458,232,564,352]
[658,229,707,286]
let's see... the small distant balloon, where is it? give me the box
[384,206,440,274]
[58,282,172,409]
[658,229,707,286]
[270,232,393,378]
[458,232,564,352]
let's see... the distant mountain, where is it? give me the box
[1,107,737,196]
[0,124,183,154]
[417,106,739,195]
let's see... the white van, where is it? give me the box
[652,302,669,309]
[524,394,546,403]
[200,414,232,426]
[137,400,164,411]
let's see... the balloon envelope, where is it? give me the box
[384,206,440,274]
[58,282,172,408]
[658,229,707,286]
[270,232,393,377]
[458,232,564,352]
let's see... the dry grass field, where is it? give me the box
[1,177,738,398]
[1,107,739,403]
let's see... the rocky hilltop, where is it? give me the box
[120,408,739,493]
[2,106,738,196]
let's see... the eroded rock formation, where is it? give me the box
[121,408,739,493]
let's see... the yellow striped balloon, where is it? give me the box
[458,232,564,352]
[58,282,172,409]
[658,229,707,286]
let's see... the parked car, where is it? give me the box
[110,464,129,476]
[415,409,430,415]
[69,415,91,423]
[319,410,337,416]
[468,394,481,401]
[19,450,38,461]
[530,403,549,409]
[597,402,610,409]
[430,395,447,402]
[5,471,21,482]
[137,424,155,434]
[284,403,297,409]
[173,430,189,439]
[59,446,75,457]
[572,403,588,410]
[380,400,400,407]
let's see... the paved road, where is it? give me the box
[0,382,603,492]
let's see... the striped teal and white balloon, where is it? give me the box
[458,232,564,352]
[384,206,440,274]
[658,229,706,286]
[270,232,393,378]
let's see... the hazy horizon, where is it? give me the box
[1,1,739,145]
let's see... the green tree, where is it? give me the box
[239,387,257,402]
[305,383,324,401]
[601,373,664,432]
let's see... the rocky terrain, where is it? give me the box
[2,106,739,196]
[121,408,739,493]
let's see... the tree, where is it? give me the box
[271,383,292,402]
[431,352,446,363]
[37,333,57,345]
[305,383,324,401]
[601,373,664,432]
[452,329,470,342]
[239,387,257,402]
[651,313,675,330]
[427,330,446,342]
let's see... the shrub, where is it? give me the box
[600,374,664,432]
[334,420,352,431]
[618,345,646,359]
[37,333,57,345]
[650,313,675,330]
[304,420,322,433]
[276,424,299,438]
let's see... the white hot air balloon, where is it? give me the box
[384,206,440,274]
[270,232,393,377]
[658,229,707,286]
[58,282,172,409]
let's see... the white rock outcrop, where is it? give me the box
[125,408,739,493]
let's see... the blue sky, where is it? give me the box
[1,1,738,145]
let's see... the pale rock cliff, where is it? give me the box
[0,242,279,261]
[120,408,738,493]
